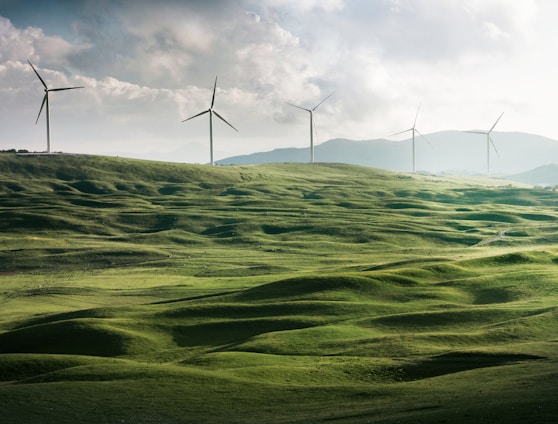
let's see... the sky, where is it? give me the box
[1,0,557,164]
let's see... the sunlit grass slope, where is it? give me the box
[1,153,558,423]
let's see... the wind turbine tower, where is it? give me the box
[182,77,238,166]
[286,92,334,163]
[28,60,84,154]
[389,103,427,174]
[464,112,504,178]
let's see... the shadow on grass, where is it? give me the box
[0,320,129,357]
[398,351,545,381]
[172,318,318,347]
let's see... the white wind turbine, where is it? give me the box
[389,103,428,174]
[182,77,238,166]
[28,60,84,154]
[286,92,334,163]
[464,112,504,178]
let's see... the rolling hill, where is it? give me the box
[1,153,558,423]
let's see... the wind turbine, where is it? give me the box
[286,92,334,163]
[464,112,504,178]
[181,76,238,166]
[389,103,428,174]
[28,60,84,154]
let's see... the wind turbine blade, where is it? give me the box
[285,102,311,112]
[489,135,500,158]
[35,94,47,124]
[464,130,488,135]
[489,112,504,133]
[389,128,413,137]
[415,128,432,146]
[49,86,84,92]
[211,76,218,108]
[413,102,421,128]
[27,60,48,89]
[312,92,334,111]
[181,109,209,122]
[213,110,238,132]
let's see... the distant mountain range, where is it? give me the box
[216,131,558,185]
[506,164,558,186]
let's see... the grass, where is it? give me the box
[1,152,558,422]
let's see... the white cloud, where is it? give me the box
[265,0,345,13]
[0,17,37,61]
[0,16,90,67]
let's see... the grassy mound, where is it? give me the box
[0,318,161,356]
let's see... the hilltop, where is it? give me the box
[0,152,540,274]
[1,153,558,423]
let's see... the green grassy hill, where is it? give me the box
[1,153,557,423]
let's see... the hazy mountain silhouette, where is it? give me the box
[506,164,558,186]
[217,131,558,178]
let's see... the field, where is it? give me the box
[1,153,557,423]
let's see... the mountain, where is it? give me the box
[216,131,558,176]
[217,138,408,170]
[506,164,558,186]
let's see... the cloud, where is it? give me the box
[286,0,538,65]
[0,16,90,67]
[264,0,345,13]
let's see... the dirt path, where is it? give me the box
[472,230,507,247]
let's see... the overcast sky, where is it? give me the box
[1,0,557,164]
